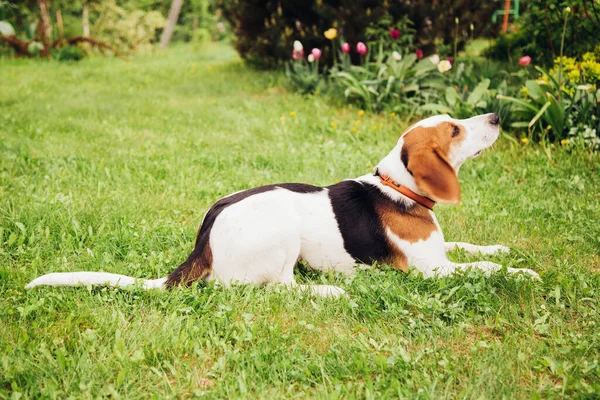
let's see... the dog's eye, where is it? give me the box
[452,125,460,138]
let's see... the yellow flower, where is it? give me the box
[280,116,286,122]
[521,137,529,144]
[358,110,365,117]
[324,28,337,40]
[192,62,198,68]
[211,100,217,104]
[354,120,361,126]
[208,66,214,71]
[314,90,319,95]
[390,112,396,117]
[352,127,357,132]
[561,139,569,145]
[546,125,552,131]
[290,111,296,117]
[331,121,337,128]
[372,125,377,131]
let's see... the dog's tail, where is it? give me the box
[25,272,167,290]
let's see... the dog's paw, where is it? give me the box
[507,267,541,281]
[311,285,347,298]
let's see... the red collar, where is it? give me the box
[376,172,436,210]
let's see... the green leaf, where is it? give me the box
[420,104,452,113]
[467,79,490,105]
[445,87,460,107]
[528,101,551,130]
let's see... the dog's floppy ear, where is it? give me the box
[407,145,460,204]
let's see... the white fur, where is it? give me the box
[25,113,539,295]
[25,272,167,289]
[207,188,356,286]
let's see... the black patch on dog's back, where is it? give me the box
[327,180,411,265]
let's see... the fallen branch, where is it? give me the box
[52,36,120,57]
[0,34,120,58]
[0,35,30,56]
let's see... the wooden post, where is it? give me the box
[502,0,511,34]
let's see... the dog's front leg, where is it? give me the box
[444,242,510,256]
[432,261,540,280]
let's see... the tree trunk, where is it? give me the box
[82,3,90,37]
[56,9,63,40]
[192,15,198,35]
[159,0,184,49]
[37,0,52,46]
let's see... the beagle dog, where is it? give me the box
[26,113,539,296]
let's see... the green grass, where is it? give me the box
[1,43,599,399]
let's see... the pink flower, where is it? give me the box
[390,28,400,40]
[292,49,304,60]
[356,42,367,55]
[448,57,454,65]
[311,48,322,60]
[341,42,350,53]
[519,55,532,66]
[415,49,423,60]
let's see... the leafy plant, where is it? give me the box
[330,45,445,113]
[420,78,491,119]
[499,67,600,144]
[285,59,322,95]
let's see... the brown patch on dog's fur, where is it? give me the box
[385,246,409,273]
[166,245,213,287]
[401,122,465,204]
[375,197,438,272]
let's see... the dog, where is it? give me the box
[26,113,539,296]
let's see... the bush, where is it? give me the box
[222,0,501,68]
[52,45,85,62]
[490,0,600,66]
[91,0,165,55]
[499,61,600,146]
[330,50,447,114]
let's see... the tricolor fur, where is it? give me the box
[26,113,539,296]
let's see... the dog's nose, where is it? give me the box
[489,113,500,126]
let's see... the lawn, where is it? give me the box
[1,43,599,399]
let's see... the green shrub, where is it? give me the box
[499,66,600,146]
[91,0,165,55]
[221,0,501,68]
[329,49,446,114]
[497,0,600,66]
[52,45,85,62]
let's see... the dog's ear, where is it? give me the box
[407,145,460,204]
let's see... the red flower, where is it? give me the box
[356,42,367,55]
[519,56,532,66]
[415,49,423,60]
[292,49,304,60]
[447,57,454,65]
[390,28,400,40]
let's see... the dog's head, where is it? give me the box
[389,113,500,204]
